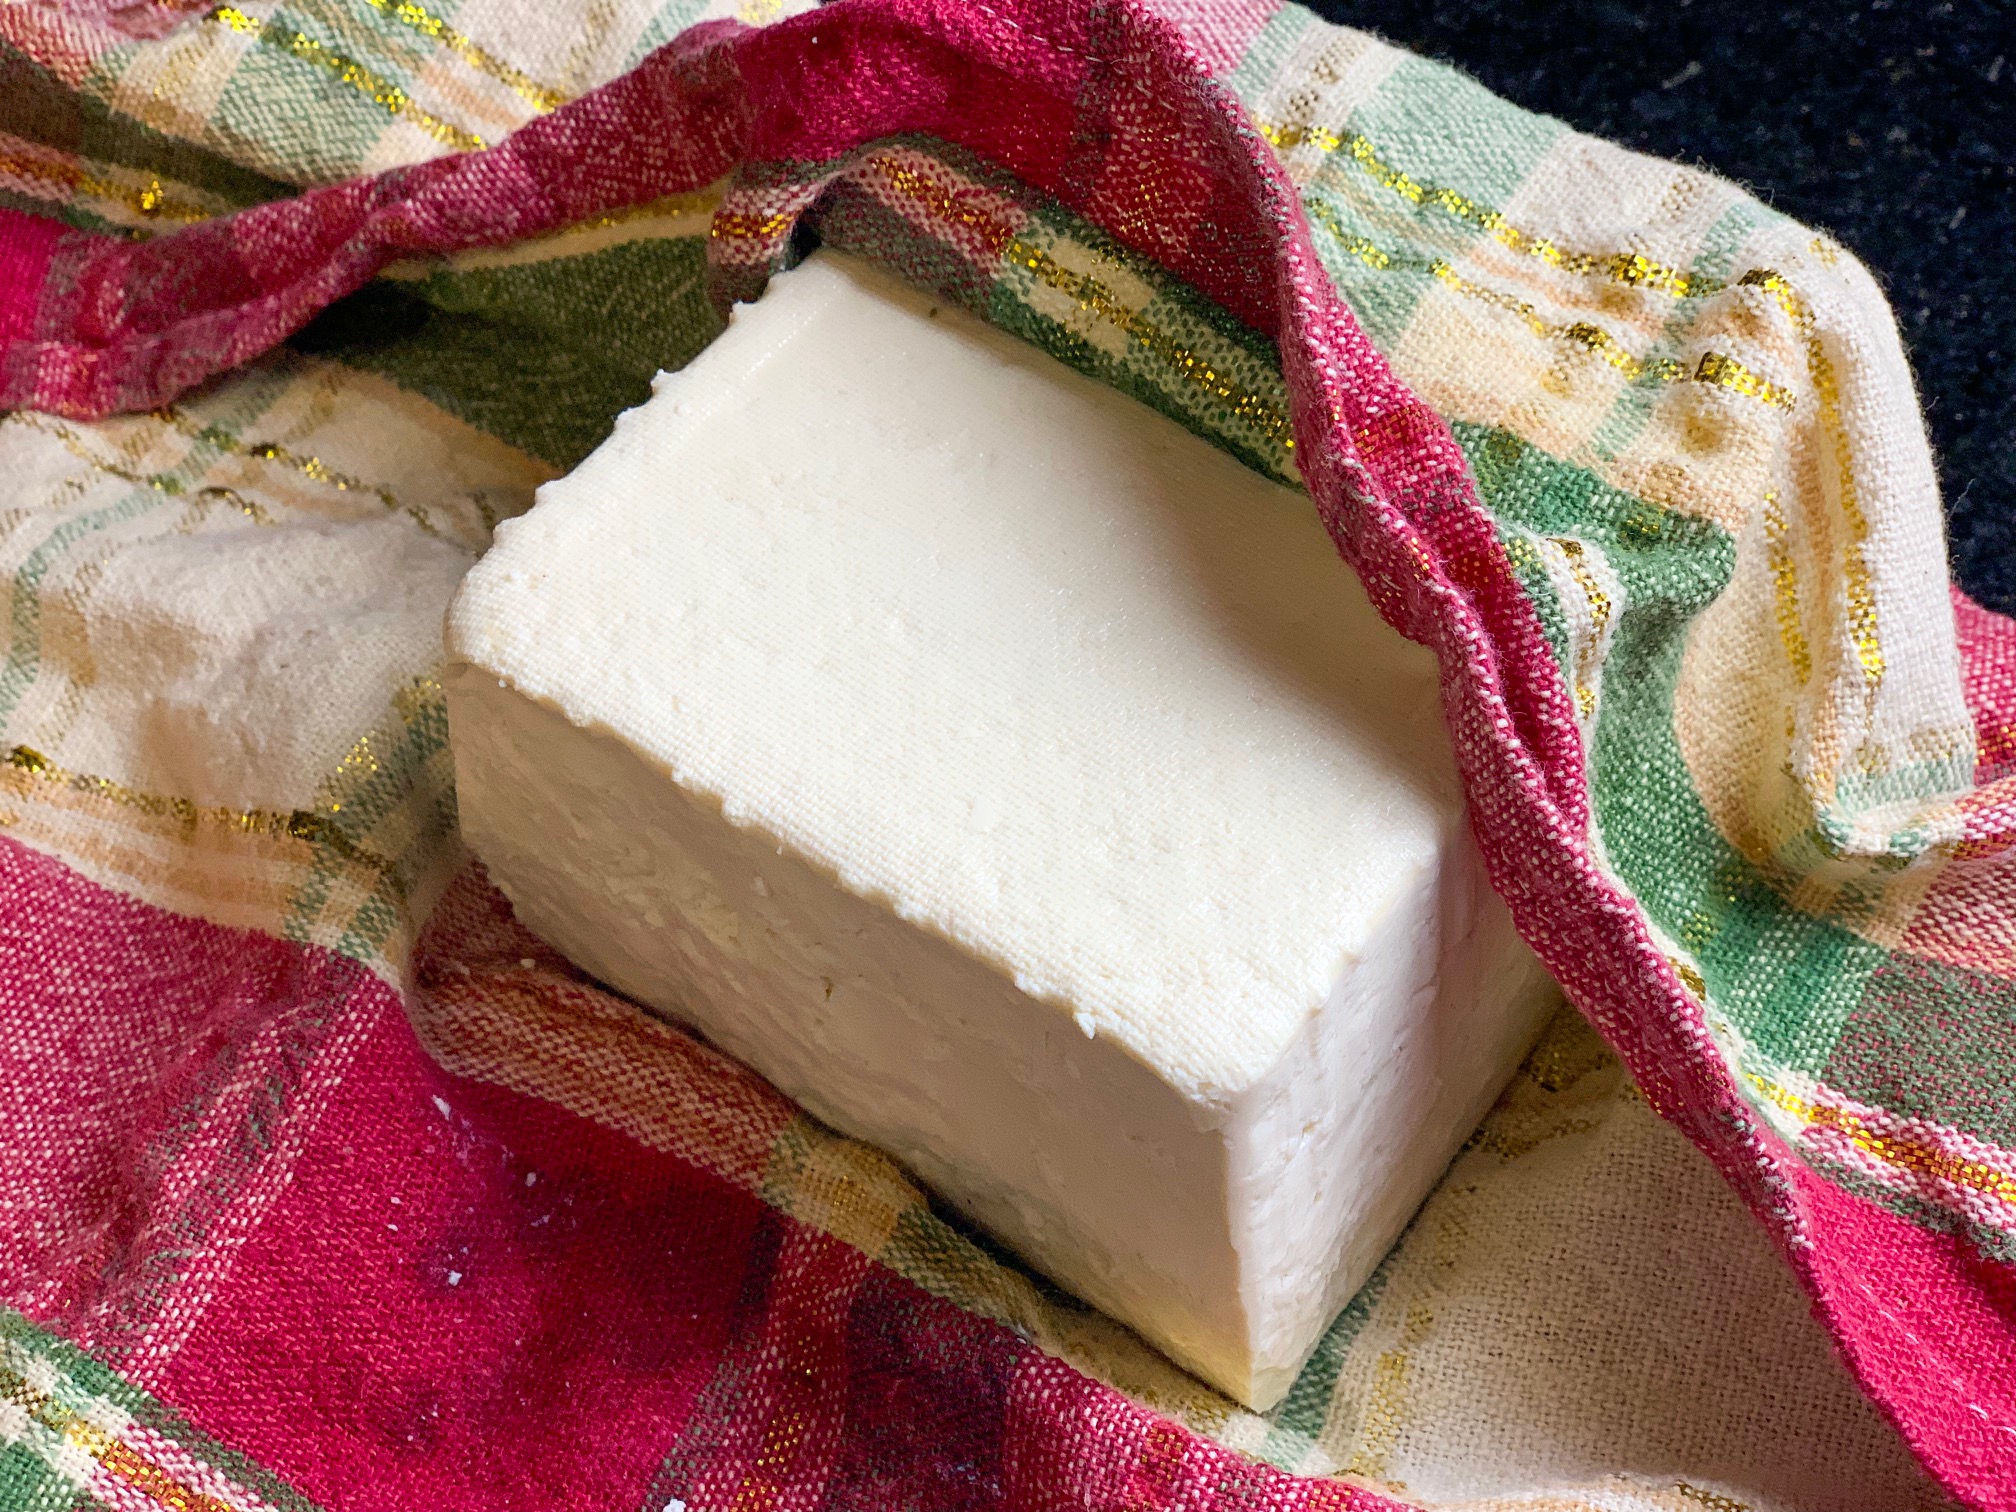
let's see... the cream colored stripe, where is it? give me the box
[357,0,568,113]
[381,187,722,276]
[1260,118,1721,299]
[205,5,487,152]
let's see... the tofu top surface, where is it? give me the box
[448,251,1462,1102]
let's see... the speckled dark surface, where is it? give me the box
[1302,0,2015,614]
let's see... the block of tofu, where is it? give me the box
[444,251,1555,1409]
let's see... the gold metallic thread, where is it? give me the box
[207,7,485,152]
[1430,257,1666,374]
[0,1358,237,1512]
[1748,1074,2016,1206]
[1007,238,1297,450]
[391,670,443,725]
[1275,107,1877,704]
[1693,350,1795,409]
[1297,122,1873,693]
[3,744,398,880]
[1305,195,1392,269]
[5,413,276,526]
[359,0,567,113]
[1741,269,1883,687]
[1677,1484,1754,1512]
[1552,536,1611,719]
[709,207,797,242]
[1760,490,1812,684]
[0,147,212,226]
[323,730,384,816]
[495,186,722,246]
[1267,120,1812,424]
[1425,261,1793,410]
[148,405,453,542]
[863,153,1020,256]
[14,408,460,546]
[864,154,1298,452]
[1260,119,1722,298]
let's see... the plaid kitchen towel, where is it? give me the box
[0,0,2008,1508]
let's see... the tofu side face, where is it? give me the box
[445,251,1554,1407]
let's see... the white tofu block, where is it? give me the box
[444,251,1555,1409]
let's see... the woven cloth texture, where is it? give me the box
[1305,0,2012,620]
[0,1,2009,1509]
